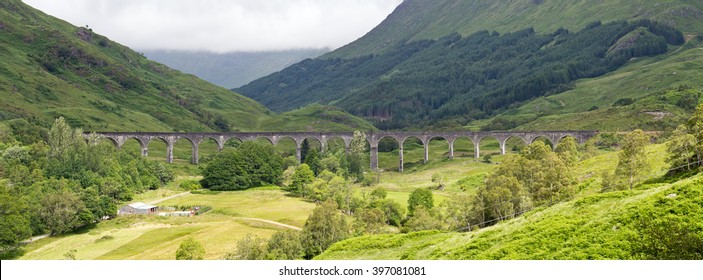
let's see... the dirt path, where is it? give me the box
[21,233,50,244]
[148,191,191,204]
[235,217,301,230]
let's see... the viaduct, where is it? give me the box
[92,131,598,172]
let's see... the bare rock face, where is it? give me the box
[76,27,93,42]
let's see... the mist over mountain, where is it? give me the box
[143,49,328,89]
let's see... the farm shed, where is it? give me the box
[118,202,158,215]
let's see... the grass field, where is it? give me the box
[20,186,315,260]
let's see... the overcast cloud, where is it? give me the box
[23,0,402,53]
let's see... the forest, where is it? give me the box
[238,20,684,129]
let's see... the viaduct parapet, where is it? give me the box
[90,131,598,171]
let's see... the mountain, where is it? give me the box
[143,49,328,89]
[0,0,371,133]
[328,0,703,58]
[236,0,703,130]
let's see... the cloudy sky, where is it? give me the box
[23,0,403,53]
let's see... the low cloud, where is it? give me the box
[24,0,402,53]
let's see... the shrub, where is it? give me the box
[175,238,205,260]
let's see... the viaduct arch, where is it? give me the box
[91,131,597,171]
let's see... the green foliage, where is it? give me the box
[175,237,205,260]
[287,164,314,196]
[239,20,683,129]
[369,198,406,227]
[200,141,283,191]
[303,149,321,176]
[407,188,434,217]
[555,137,579,167]
[431,173,446,190]
[402,206,443,233]
[40,186,88,235]
[370,187,387,200]
[0,118,172,244]
[615,130,651,190]
[266,230,303,260]
[353,208,387,235]
[228,234,267,260]
[0,184,31,254]
[179,180,200,191]
[344,131,368,180]
[301,200,350,259]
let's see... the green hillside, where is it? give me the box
[329,0,703,58]
[0,0,370,133]
[318,145,703,260]
[237,0,703,131]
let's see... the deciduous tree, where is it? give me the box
[615,130,651,190]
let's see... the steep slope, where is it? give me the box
[1,0,372,133]
[0,0,275,132]
[318,146,703,260]
[143,49,328,89]
[238,20,686,129]
[329,0,703,58]
[238,0,703,131]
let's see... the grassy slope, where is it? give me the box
[316,144,701,260]
[478,37,703,131]
[329,0,703,58]
[0,1,373,133]
[324,0,703,131]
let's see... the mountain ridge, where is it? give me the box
[328,0,703,58]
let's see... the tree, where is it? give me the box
[615,130,651,190]
[40,186,88,235]
[287,164,314,196]
[45,117,88,179]
[344,131,367,180]
[300,199,349,259]
[200,151,250,190]
[407,188,434,217]
[476,174,527,224]
[175,237,205,260]
[266,230,303,260]
[320,153,341,174]
[227,234,267,260]
[353,208,386,235]
[555,137,579,167]
[403,206,442,232]
[0,185,31,253]
[300,139,311,163]
[666,125,697,171]
[304,148,321,176]
[369,199,405,227]
[200,141,283,190]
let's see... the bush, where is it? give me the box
[175,238,205,260]
[179,180,200,191]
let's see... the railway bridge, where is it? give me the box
[91,131,598,171]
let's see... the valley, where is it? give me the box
[2,0,703,263]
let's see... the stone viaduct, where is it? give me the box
[92,131,598,172]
